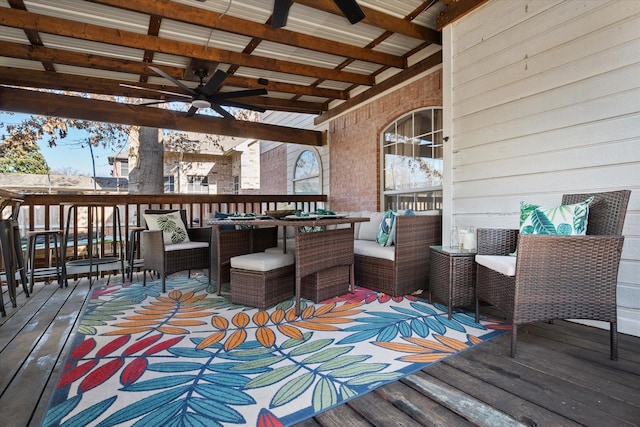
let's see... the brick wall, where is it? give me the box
[329,70,442,211]
[260,144,288,194]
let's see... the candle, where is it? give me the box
[462,231,476,250]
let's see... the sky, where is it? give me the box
[0,112,124,177]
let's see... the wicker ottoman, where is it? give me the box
[301,265,350,303]
[230,252,295,309]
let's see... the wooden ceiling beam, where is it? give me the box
[293,0,442,45]
[88,0,405,69]
[0,41,348,100]
[0,8,374,86]
[436,0,490,29]
[0,67,326,115]
[0,86,325,146]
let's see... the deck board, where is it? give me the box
[1,275,639,427]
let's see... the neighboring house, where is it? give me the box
[0,173,127,194]
[109,130,259,195]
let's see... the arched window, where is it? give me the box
[293,150,321,194]
[382,108,443,211]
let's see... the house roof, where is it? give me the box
[0,0,485,141]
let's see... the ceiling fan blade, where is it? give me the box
[272,0,292,29]
[209,88,268,100]
[217,99,266,113]
[200,69,228,97]
[148,66,198,96]
[185,105,199,118]
[119,83,191,99]
[334,0,365,24]
[211,104,235,119]
[140,99,188,106]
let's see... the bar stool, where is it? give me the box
[0,194,28,316]
[26,229,63,292]
[126,226,145,281]
[62,203,126,288]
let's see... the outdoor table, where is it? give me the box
[208,216,369,315]
[429,245,477,319]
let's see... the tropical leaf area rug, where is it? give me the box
[43,277,507,427]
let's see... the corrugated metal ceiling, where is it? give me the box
[0,0,454,118]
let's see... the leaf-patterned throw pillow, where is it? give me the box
[519,196,594,236]
[144,212,191,245]
[376,209,397,246]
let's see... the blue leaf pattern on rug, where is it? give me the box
[42,279,507,427]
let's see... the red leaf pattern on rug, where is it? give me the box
[78,358,125,393]
[121,334,163,356]
[57,360,99,388]
[69,337,96,359]
[96,335,130,357]
[258,408,284,427]
[142,336,184,355]
[120,357,148,386]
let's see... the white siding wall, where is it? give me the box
[442,0,640,336]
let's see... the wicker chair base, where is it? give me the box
[301,265,350,302]
[231,264,294,310]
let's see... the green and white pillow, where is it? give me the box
[144,211,191,245]
[376,209,397,246]
[519,196,594,236]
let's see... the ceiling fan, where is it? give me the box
[272,0,365,28]
[125,66,268,119]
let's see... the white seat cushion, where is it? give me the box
[353,239,395,261]
[164,241,208,251]
[231,252,294,271]
[357,211,386,241]
[264,238,296,253]
[475,255,516,277]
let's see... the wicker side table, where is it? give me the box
[429,246,476,319]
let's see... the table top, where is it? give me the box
[430,245,477,256]
[207,216,370,227]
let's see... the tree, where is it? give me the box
[128,127,164,194]
[0,138,49,174]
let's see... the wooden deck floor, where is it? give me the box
[2,275,639,427]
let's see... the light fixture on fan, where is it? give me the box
[191,94,211,109]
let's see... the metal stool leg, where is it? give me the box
[0,219,18,307]
[11,220,28,298]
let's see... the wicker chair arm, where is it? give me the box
[394,215,441,249]
[187,226,212,243]
[477,228,519,255]
[514,234,624,306]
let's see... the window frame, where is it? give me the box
[293,149,321,195]
[380,107,444,211]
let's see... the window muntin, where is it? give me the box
[187,175,208,194]
[382,108,443,211]
[293,150,321,194]
[163,176,174,193]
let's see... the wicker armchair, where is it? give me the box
[475,190,630,359]
[141,209,212,292]
[354,214,442,296]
